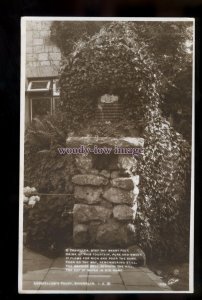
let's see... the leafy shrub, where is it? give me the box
[23,186,40,231]
[25,195,74,257]
[24,114,77,255]
[24,113,76,193]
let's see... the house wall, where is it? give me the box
[25,21,62,125]
[26,21,61,70]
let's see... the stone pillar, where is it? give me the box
[71,155,140,248]
[66,136,144,248]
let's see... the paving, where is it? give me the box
[21,248,171,293]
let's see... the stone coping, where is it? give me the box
[66,137,144,148]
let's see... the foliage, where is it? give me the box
[50,21,109,56]
[23,186,40,231]
[25,195,74,257]
[136,115,191,262]
[78,119,143,138]
[52,21,193,141]
[24,115,77,254]
[56,21,191,261]
[24,113,76,193]
[128,22,193,141]
[59,22,163,133]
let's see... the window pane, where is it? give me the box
[29,80,50,90]
[32,98,51,120]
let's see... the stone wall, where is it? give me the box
[26,21,61,69]
[66,137,144,248]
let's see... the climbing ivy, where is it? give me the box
[57,22,191,261]
[59,22,163,133]
[52,21,192,141]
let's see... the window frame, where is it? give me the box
[27,77,60,123]
[53,79,60,96]
[27,80,51,92]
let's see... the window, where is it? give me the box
[27,80,51,92]
[53,79,60,96]
[27,78,60,122]
[30,97,52,121]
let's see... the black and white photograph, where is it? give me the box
[19,17,194,293]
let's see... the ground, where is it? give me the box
[21,247,173,293]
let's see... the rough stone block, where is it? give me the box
[73,204,112,223]
[118,155,138,172]
[32,22,41,31]
[111,170,120,179]
[89,169,99,175]
[52,60,61,66]
[73,224,88,246]
[44,45,54,52]
[132,202,138,219]
[49,52,61,61]
[74,185,102,204]
[32,31,40,38]
[33,38,43,46]
[32,61,40,67]
[111,177,134,190]
[27,53,38,62]
[38,53,48,61]
[75,155,93,171]
[41,21,51,30]
[40,30,50,37]
[108,159,119,170]
[66,136,144,148]
[132,175,140,185]
[40,61,50,66]
[103,187,134,204]
[96,219,128,246]
[33,45,44,53]
[101,199,113,209]
[100,170,110,178]
[133,186,139,195]
[88,221,101,244]
[113,205,135,220]
[72,174,108,186]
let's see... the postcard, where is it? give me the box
[19,17,194,293]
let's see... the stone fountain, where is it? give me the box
[66,136,144,249]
